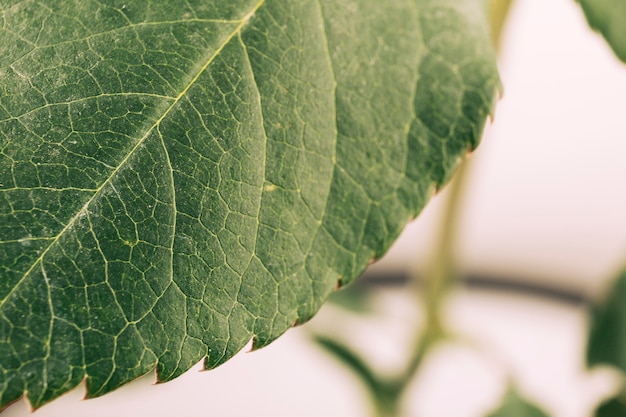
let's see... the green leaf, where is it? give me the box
[588,269,626,371]
[595,396,626,417]
[0,0,499,409]
[578,0,626,62]
[486,390,551,417]
[313,335,386,397]
[313,334,403,416]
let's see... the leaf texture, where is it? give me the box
[578,0,626,62]
[0,0,499,409]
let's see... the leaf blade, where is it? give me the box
[0,0,499,409]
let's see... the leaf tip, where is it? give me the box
[249,336,262,352]
[0,394,26,415]
[153,367,167,385]
[488,84,503,123]
[199,357,213,372]
[432,181,441,196]
[334,276,344,291]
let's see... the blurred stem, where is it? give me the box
[490,0,514,49]
[401,155,472,393]
[394,0,515,413]
[423,158,471,336]
[316,3,515,417]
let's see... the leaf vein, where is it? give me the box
[0,0,266,308]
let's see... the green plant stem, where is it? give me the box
[401,154,472,392]
[317,3,515,417]
[380,1,515,415]
[490,0,514,49]
[424,157,471,332]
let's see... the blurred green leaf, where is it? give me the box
[313,335,384,394]
[595,396,626,417]
[486,390,550,417]
[588,270,626,371]
[313,334,403,416]
[578,0,626,62]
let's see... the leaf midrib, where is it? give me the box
[0,0,266,307]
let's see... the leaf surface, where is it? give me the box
[0,0,499,409]
[578,0,626,62]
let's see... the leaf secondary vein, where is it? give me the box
[0,0,266,308]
